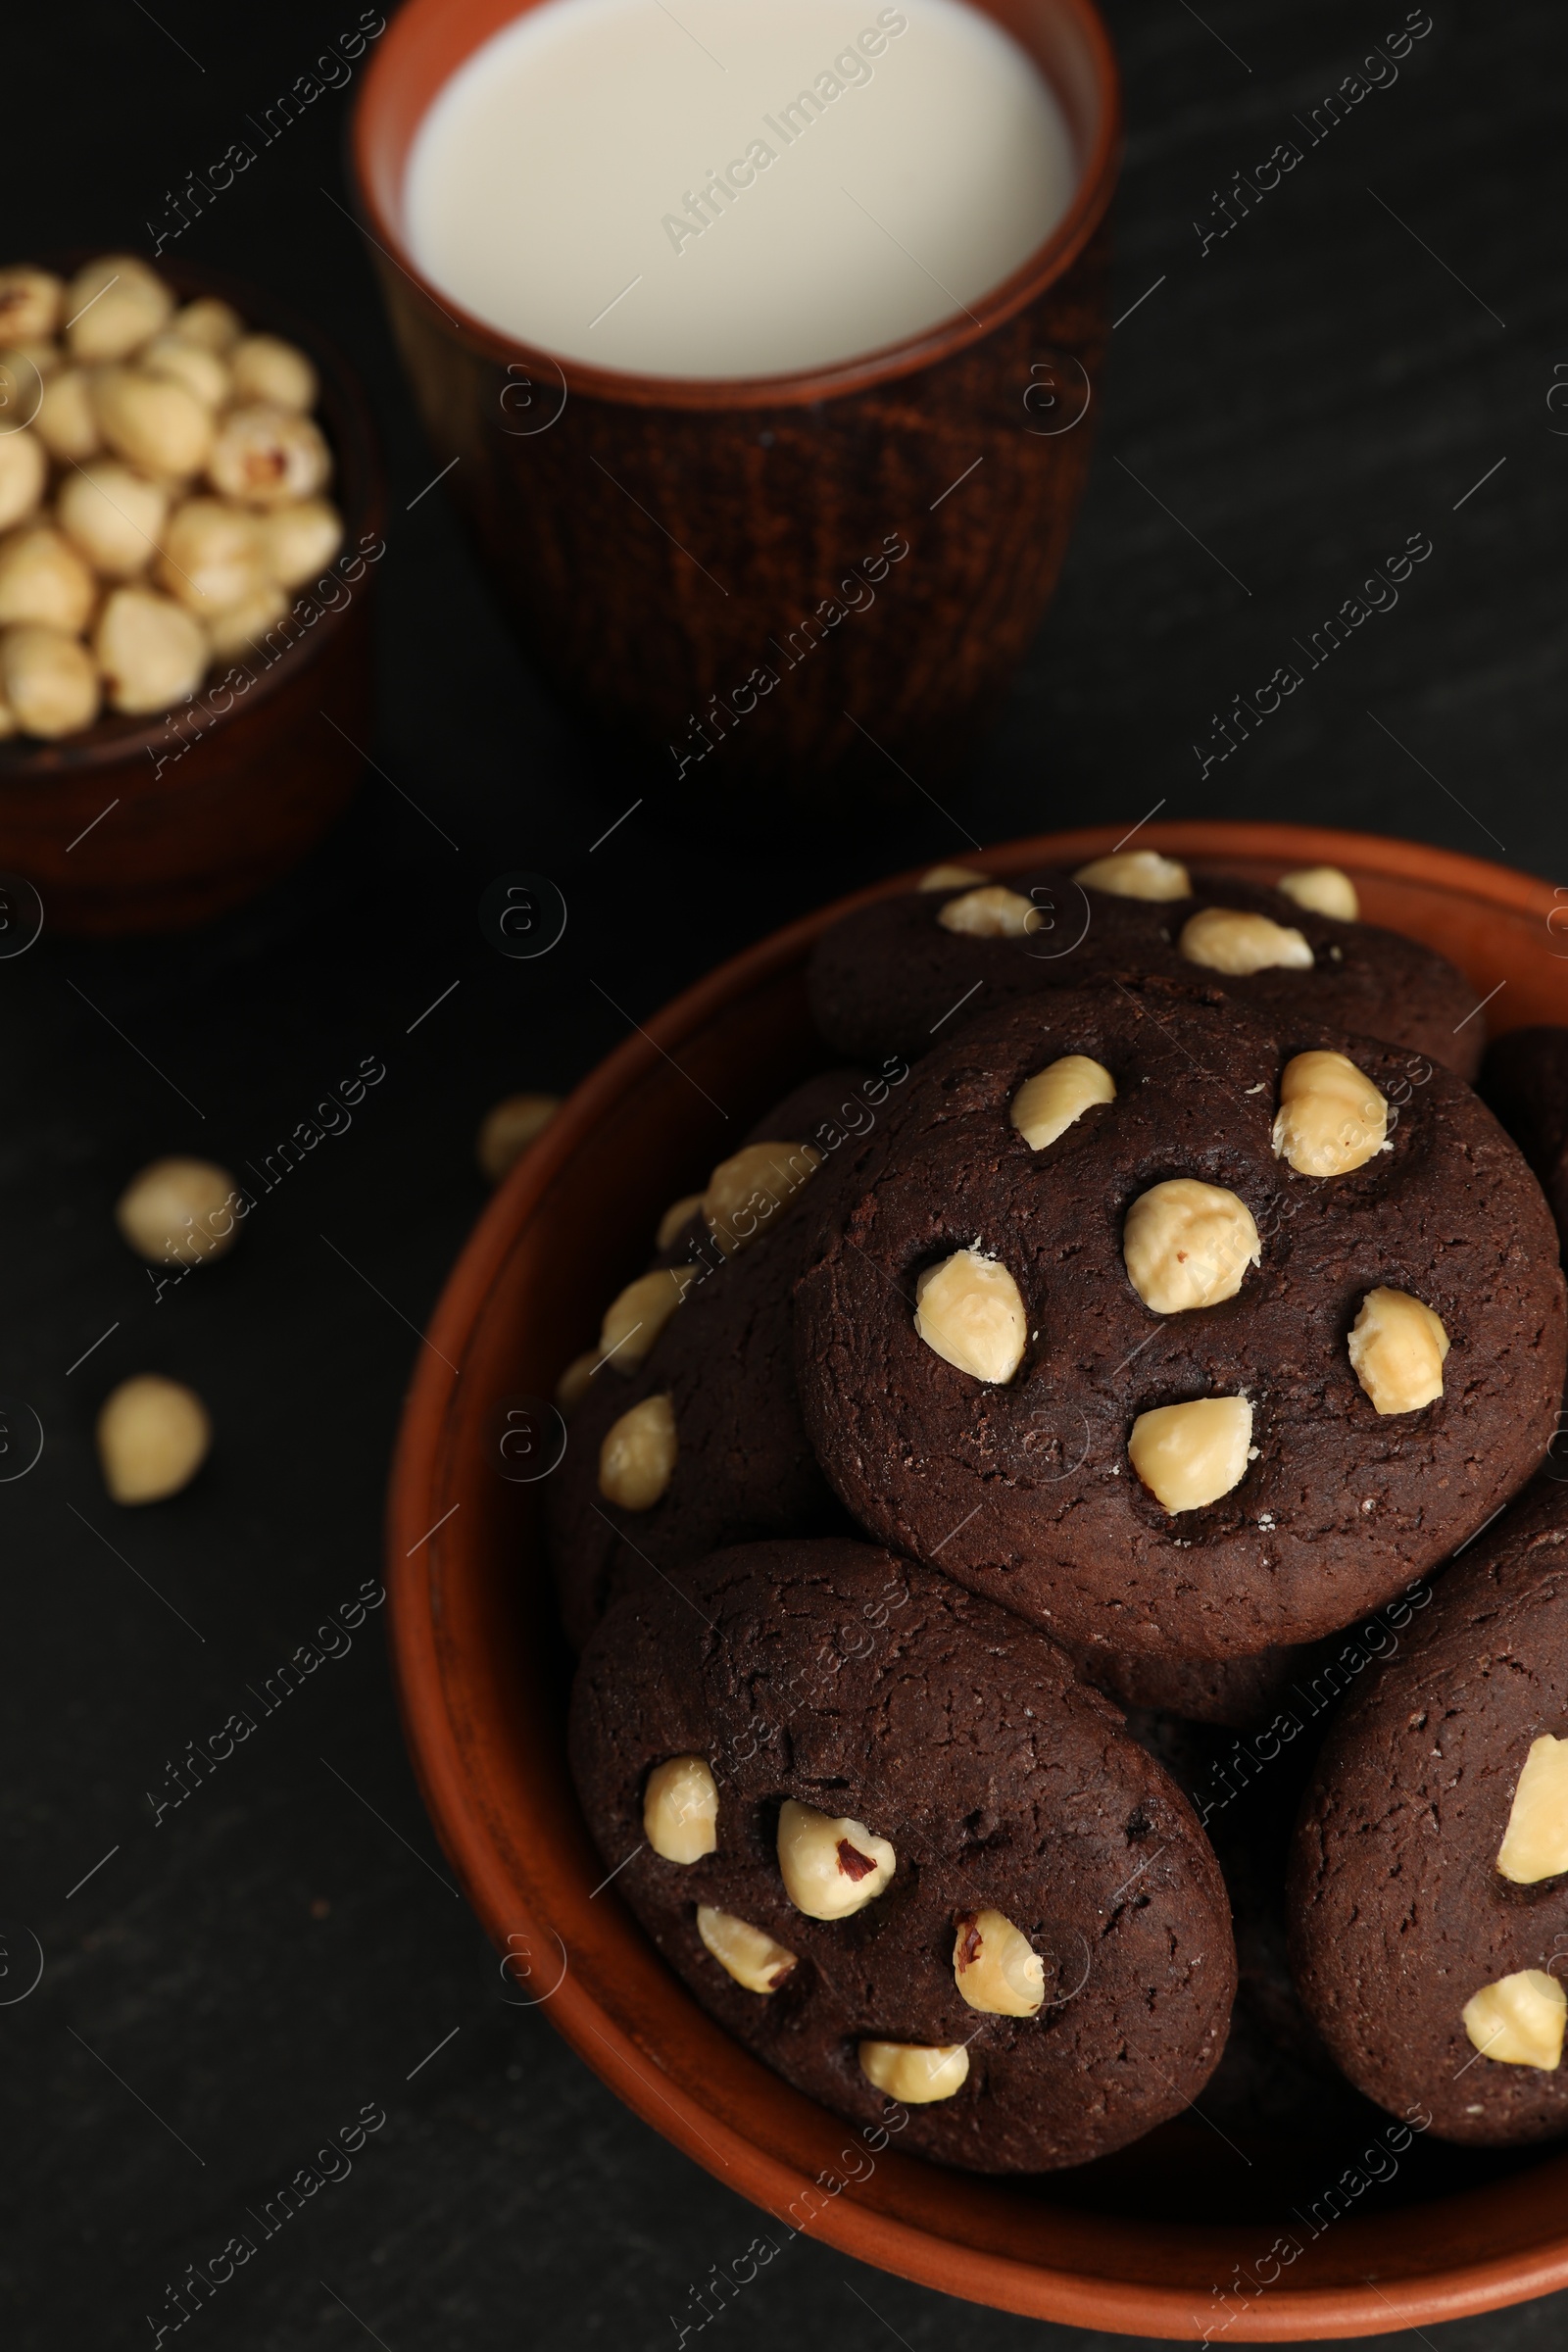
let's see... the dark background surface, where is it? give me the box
[5,0,1567,2343]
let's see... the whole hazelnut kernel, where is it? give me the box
[94,586,206,715]
[918,861,988,891]
[2,338,61,382]
[475,1092,561,1184]
[598,1393,677,1509]
[1123,1178,1260,1315]
[600,1265,696,1371]
[33,369,101,464]
[155,498,266,614]
[777,1798,896,1919]
[953,1907,1046,2016]
[256,496,343,589]
[65,255,174,363]
[208,403,330,506]
[228,333,318,413]
[937,883,1039,938]
[697,1905,799,1994]
[96,1373,211,1504]
[203,582,287,662]
[1496,1736,1568,1885]
[57,460,170,578]
[702,1139,819,1255]
[643,1753,717,1863]
[1073,849,1192,901]
[656,1192,704,1251]
[0,624,100,737]
[169,297,244,354]
[141,333,231,410]
[1010,1054,1115,1151]
[0,426,46,530]
[914,1248,1027,1384]
[1179,906,1313,976]
[1348,1287,1448,1415]
[94,367,215,478]
[1272,1050,1388,1178]
[858,2040,970,2105]
[115,1156,241,1267]
[0,267,63,343]
[0,524,97,633]
[1129,1394,1253,1514]
[555,1350,600,1414]
[1461,1970,1565,2070]
[0,679,14,738]
[1278,864,1359,922]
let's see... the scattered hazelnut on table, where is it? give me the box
[1461,1970,1565,2070]
[598,1393,677,1509]
[115,1155,240,1266]
[858,2040,970,2104]
[1073,849,1191,900]
[0,427,45,530]
[1123,1178,1260,1314]
[1129,1394,1253,1513]
[1495,1736,1568,1885]
[696,1905,798,1994]
[65,254,173,363]
[0,524,96,633]
[776,1798,895,1919]
[0,624,99,736]
[914,1248,1026,1384]
[1348,1287,1448,1414]
[644,1753,718,1863]
[702,1139,818,1254]
[475,1092,562,1184]
[954,1908,1046,2016]
[1278,864,1358,921]
[57,459,169,577]
[96,1372,211,1504]
[1180,906,1313,975]
[1272,1050,1388,1178]
[1010,1054,1115,1151]
[94,586,206,714]
[937,883,1039,938]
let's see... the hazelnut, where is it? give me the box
[0,680,14,738]
[1010,1054,1115,1151]
[94,586,206,714]
[702,1139,819,1255]
[475,1091,561,1183]
[1129,1394,1253,1514]
[0,267,63,343]
[0,624,100,737]
[1278,864,1359,922]
[0,426,45,529]
[256,496,342,589]
[656,1192,704,1251]
[155,498,266,615]
[0,524,97,633]
[228,333,318,413]
[937,883,1039,938]
[696,1905,799,1994]
[96,1373,211,1505]
[65,255,173,363]
[598,1394,677,1509]
[2,338,61,382]
[1123,1179,1260,1315]
[1272,1051,1388,1179]
[203,582,287,662]
[858,2040,970,2104]
[914,1248,1026,1384]
[600,1265,695,1370]
[777,1799,896,1919]
[56,459,169,578]
[95,367,215,478]
[142,333,231,410]
[953,1907,1045,2016]
[208,403,330,506]
[34,369,101,464]
[1179,906,1313,975]
[555,1350,600,1413]
[643,1753,717,1863]
[918,862,988,891]
[169,297,244,354]
[1461,1970,1565,2070]
[1073,849,1191,901]
[1348,1287,1449,1415]
[115,1156,240,1266]
[1496,1737,1568,1885]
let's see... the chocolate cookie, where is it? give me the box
[808,857,1483,1076]
[1481,1027,1568,1250]
[568,1540,1237,2172]
[1289,1477,1568,2144]
[1067,1642,1321,1733]
[794,980,1565,1655]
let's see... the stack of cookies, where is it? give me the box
[556,850,1568,2173]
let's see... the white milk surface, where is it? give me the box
[404,0,1078,378]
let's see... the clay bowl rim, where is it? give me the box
[386,819,1568,2341]
[350,0,1122,414]
[0,251,386,788]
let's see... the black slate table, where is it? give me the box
[6,1,1567,2344]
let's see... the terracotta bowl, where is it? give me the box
[0,258,384,936]
[387,822,1568,2339]
[352,0,1120,791]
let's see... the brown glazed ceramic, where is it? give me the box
[352,0,1120,791]
[388,822,1568,2340]
[0,260,384,937]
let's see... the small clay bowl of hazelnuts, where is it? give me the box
[0,252,384,935]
